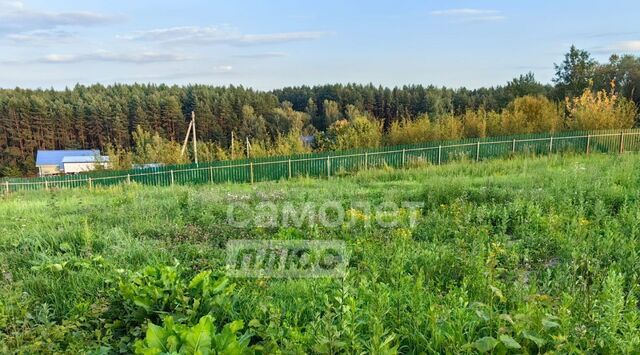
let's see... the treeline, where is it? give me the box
[1,46,639,176]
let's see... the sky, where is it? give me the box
[1,0,639,90]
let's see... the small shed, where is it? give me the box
[35,150,107,176]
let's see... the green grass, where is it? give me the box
[1,153,640,353]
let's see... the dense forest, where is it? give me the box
[1,46,639,177]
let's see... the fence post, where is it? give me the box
[438,145,442,165]
[327,156,331,178]
[512,139,516,154]
[549,136,553,154]
[209,166,213,183]
[402,148,406,168]
[44,180,49,190]
[5,181,9,194]
[288,159,292,179]
[170,170,175,186]
[586,134,591,155]
[364,152,368,170]
[476,141,481,161]
[250,162,254,184]
[88,177,93,190]
[127,174,131,184]
[619,132,625,154]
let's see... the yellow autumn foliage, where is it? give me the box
[565,83,637,130]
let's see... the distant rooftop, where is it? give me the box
[36,150,100,168]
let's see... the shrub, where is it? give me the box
[385,115,433,145]
[327,115,382,150]
[432,114,464,141]
[501,95,562,134]
[565,83,637,130]
[462,109,488,138]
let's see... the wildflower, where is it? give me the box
[393,227,412,240]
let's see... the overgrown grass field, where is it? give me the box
[1,153,639,353]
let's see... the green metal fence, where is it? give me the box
[2,128,640,194]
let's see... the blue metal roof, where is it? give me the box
[36,150,100,168]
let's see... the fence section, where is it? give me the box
[2,129,640,194]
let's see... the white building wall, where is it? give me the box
[63,162,108,174]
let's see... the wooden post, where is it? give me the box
[549,136,553,154]
[476,141,481,161]
[288,159,292,179]
[180,119,193,157]
[170,170,175,186]
[5,181,9,194]
[364,152,368,170]
[192,111,198,165]
[586,135,591,155]
[230,131,235,159]
[44,180,49,190]
[209,166,213,183]
[88,177,93,190]
[438,145,442,165]
[250,162,254,184]
[127,174,131,184]
[619,132,624,154]
[327,156,331,178]
[401,149,406,168]
[512,139,516,153]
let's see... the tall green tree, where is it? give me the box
[553,45,597,99]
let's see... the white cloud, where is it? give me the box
[233,52,287,59]
[612,40,640,52]
[0,0,122,33]
[32,50,189,64]
[238,32,326,44]
[120,26,328,45]
[430,8,505,22]
[7,29,75,42]
[215,65,233,72]
[0,0,25,10]
[592,40,640,55]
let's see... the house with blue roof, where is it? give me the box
[35,150,110,176]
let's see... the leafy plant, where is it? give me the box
[119,265,233,325]
[134,315,253,354]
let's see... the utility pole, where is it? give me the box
[192,111,198,165]
[180,119,193,157]
[231,131,235,159]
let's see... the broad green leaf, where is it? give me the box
[523,331,546,348]
[499,334,521,349]
[489,285,506,302]
[181,315,213,354]
[542,318,560,329]
[134,297,152,312]
[227,320,244,333]
[188,270,211,289]
[474,336,498,353]
[145,323,169,352]
[211,277,230,293]
[499,313,514,325]
[166,335,180,353]
[475,309,490,321]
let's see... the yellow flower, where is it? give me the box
[393,227,412,240]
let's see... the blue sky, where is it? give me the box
[1,0,639,90]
